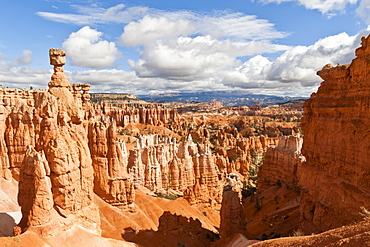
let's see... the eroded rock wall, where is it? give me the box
[1,89,36,180]
[219,185,245,239]
[127,134,224,205]
[258,135,304,191]
[94,104,179,127]
[0,93,11,180]
[88,119,134,206]
[300,35,370,233]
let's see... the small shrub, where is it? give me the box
[153,192,178,200]
[13,236,21,242]
[230,154,238,162]
[292,229,305,237]
[275,180,282,187]
[360,206,370,219]
[241,180,256,199]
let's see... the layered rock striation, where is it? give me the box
[300,35,370,233]
[168,116,280,179]
[94,103,179,127]
[14,48,101,233]
[219,185,245,239]
[88,119,134,206]
[127,134,223,205]
[258,135,304,191]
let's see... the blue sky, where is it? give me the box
[0,0,369,96]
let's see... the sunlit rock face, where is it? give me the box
[300,35,370,233]
[126,134,224,205]
[88,119,135,206]
[94,104,180,128]
[219,185,245,239]
[258,135,304,191]
[3,48,102,234]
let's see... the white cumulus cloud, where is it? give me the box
[119,12,289,82]
[62,26,121,68]
[119,16,195,47]
[222,28,370,92]
[70,69,230,95]
[129,35,289,80]
[119,12,288,47]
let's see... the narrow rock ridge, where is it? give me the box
[300,34,370,233]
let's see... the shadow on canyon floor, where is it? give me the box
[0,212,16,237]
[121,211,220,247]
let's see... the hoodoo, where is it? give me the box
[17,48,100,233]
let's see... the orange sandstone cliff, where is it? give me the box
[217,35,370,246]
[299,35,370,234]
[240,135,303,240]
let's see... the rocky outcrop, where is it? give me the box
[219,185,245,239]
[18,146,53,227]
[168,116,280,179]
[0,49,139,235]
[5,49,100,234]
[258,135,304,191]
[212,131,278,177]
[183,139,223,205]
[126,134,224,205]
[94,104,179,127]
[128,134,177,191]
[239,135,303,239]
[88,119,134,206]
[300,35,370,233]
[4,100,36,180]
